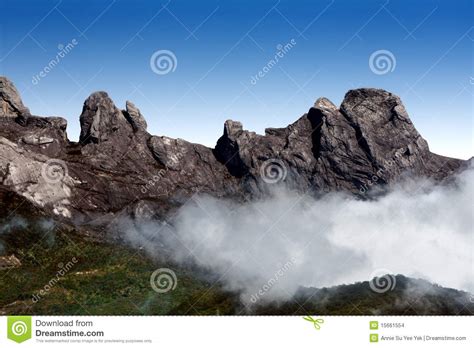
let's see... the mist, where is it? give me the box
[120,165,474,304]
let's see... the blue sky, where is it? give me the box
[0,0,472,159]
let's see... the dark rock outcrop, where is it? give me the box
[0,77,68,157]
[0,77,31,125]
[124,100,147,132]
[79,91,131,144]
[213,89,464,195]
[0,76,467,228]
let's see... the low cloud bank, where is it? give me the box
[121,166,474,304]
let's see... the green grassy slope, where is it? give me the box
[1,189,472,316]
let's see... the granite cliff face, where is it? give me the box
[0,76,465,228]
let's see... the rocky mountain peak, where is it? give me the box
[341,88,411,124]
[223,120,243,137]
[0,76,30,125]
[313,97,337,112]
[340,88,429,165]
[79,91,132,144]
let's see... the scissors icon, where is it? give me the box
[303,316,324,330]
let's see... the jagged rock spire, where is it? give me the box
[79,92,129,144]
[79,92,149,144]
[0,76,30,125]
[124,100,147,132]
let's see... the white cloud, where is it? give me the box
[120,165,474,304]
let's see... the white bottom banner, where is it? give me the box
[0,316,472,347]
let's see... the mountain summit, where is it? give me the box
[0,77,465,224]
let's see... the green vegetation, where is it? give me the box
[254,278,474,315]
[1,211,472,315]
[0,224,237,315]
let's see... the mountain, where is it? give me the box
[1,76,472,315]
[0,76,465,228]
[255,275,474,315]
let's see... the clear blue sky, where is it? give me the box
[1,0,472,159]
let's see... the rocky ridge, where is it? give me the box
[0,76,466,228]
